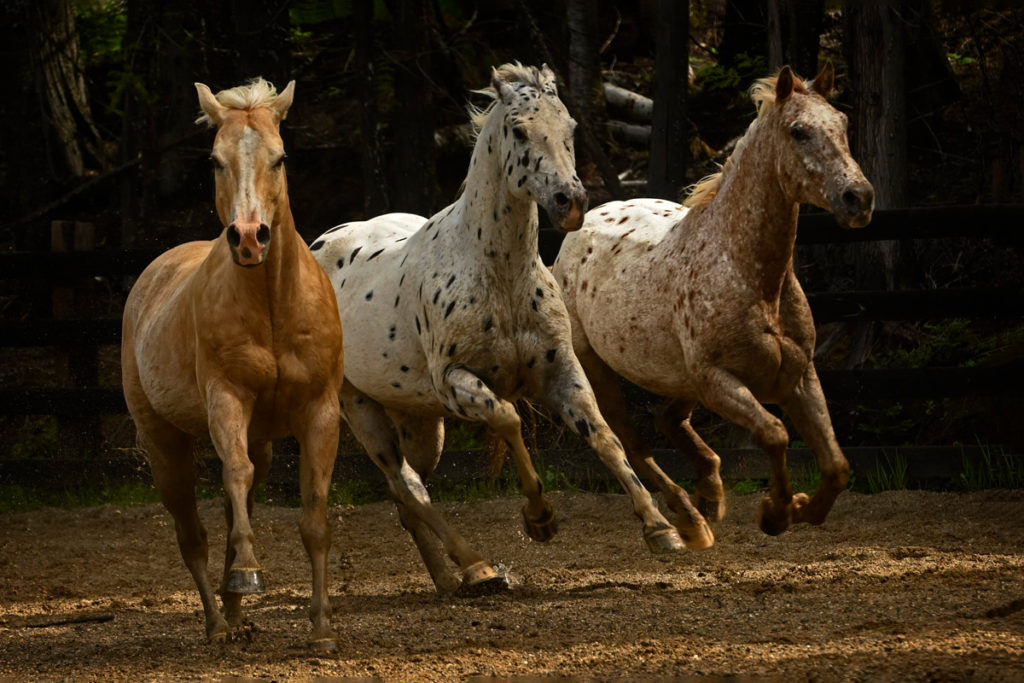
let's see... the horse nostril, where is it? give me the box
[842,189,860,211]
[554,192,570,207]
[226,225,241,248]
[256,224,271,245]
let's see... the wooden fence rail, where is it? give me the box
[1,205,1022,431]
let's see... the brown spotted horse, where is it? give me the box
[312,63,689,595]
[553,64,874,546]
[121,79,344,648]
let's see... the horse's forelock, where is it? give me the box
[467,62,556,134]
[196,77,282,126]
[749,71,809,116]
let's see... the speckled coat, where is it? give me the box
[312,64,689,594]
[553,64,874,541]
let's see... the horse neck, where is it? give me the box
[457,109,540,271]
[678,121,799,302]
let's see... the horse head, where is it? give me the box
[491,64,588,232]
[195,79,295,266]
[767,63,874,228]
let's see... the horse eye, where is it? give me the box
[273,154,287,169]
[209,155,224,171]
[512,126,527,142]
[790,125,810,143]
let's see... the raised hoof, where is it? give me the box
[458,561,511,596]
[695,495,726,523]
[308,637,339,653]
[643,525,686,554]
[758,496,792,536]
[225,567,266,594]
[522,503,558,542]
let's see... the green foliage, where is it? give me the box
[864,450,909,493]
[947,52,977,67]
[0,481,161,514]
[695,52,768,94]
[1,416,58,458]
[959,446,1024,491]
[327,479,383,506]
[75,0,126,66]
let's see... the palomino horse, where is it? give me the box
[312,63,688,594]
[121,79,344,647]
[553,64,874,545]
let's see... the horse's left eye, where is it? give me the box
[512,126,527,142]
[790,125,811,143]
[272,154,287,169]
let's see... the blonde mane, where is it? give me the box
[195,77,283,126]
[683,71,809,208]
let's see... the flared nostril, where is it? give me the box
[554,192,570,207]
[226,225,241,248]
[256,224,271,245]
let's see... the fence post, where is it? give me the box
[51,220,100,458]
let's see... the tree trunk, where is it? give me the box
[648,0,689,200]
[567,0,611,152]
[31,0,104,180]
[355,0,390,217]
[843,0,909,366]
[767,0,824,76]
[390,0,440,215]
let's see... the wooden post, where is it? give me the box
[51,220,100,458]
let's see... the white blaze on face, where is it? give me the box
[227,125,270,265]
[233,126,264,227]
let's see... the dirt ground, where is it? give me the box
[1,488,1023,681]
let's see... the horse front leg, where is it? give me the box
[294,391,341,650]
[575,346,713,544]
[220,441,272,631]
[539,356,694,553]
[442,367,556,544]
[206,388,265,596]
[697,367,798,536]
[779,362,850,525]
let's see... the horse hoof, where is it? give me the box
[522,503,558,542]
[695,495,726,523]
[758,496,792,536]
[458,561,510,596]
[308,637,338,653]
[679,519,715,550]
[643,525,685,554]
[226,568,266,594]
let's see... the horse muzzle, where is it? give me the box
[831,181,875,229]
[227,221,271,266]
[547,186,589,233]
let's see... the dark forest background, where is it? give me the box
[1,0,1022,457]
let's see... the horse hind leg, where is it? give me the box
[654,399,726,522]
[442,367,557,545]
[142,423,230,642]
[574,347,709,550]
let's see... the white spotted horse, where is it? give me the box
[312,63,688,594]
[122,79,344,647]
[553,64,874,544]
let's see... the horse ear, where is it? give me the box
[270,80,296,122]
[811,61,835,98]
[776,66,795,102]
[491,67,516,106]
[539,63,558,94]
[195,82,226,126]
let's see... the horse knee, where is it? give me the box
[755,417,789,453]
